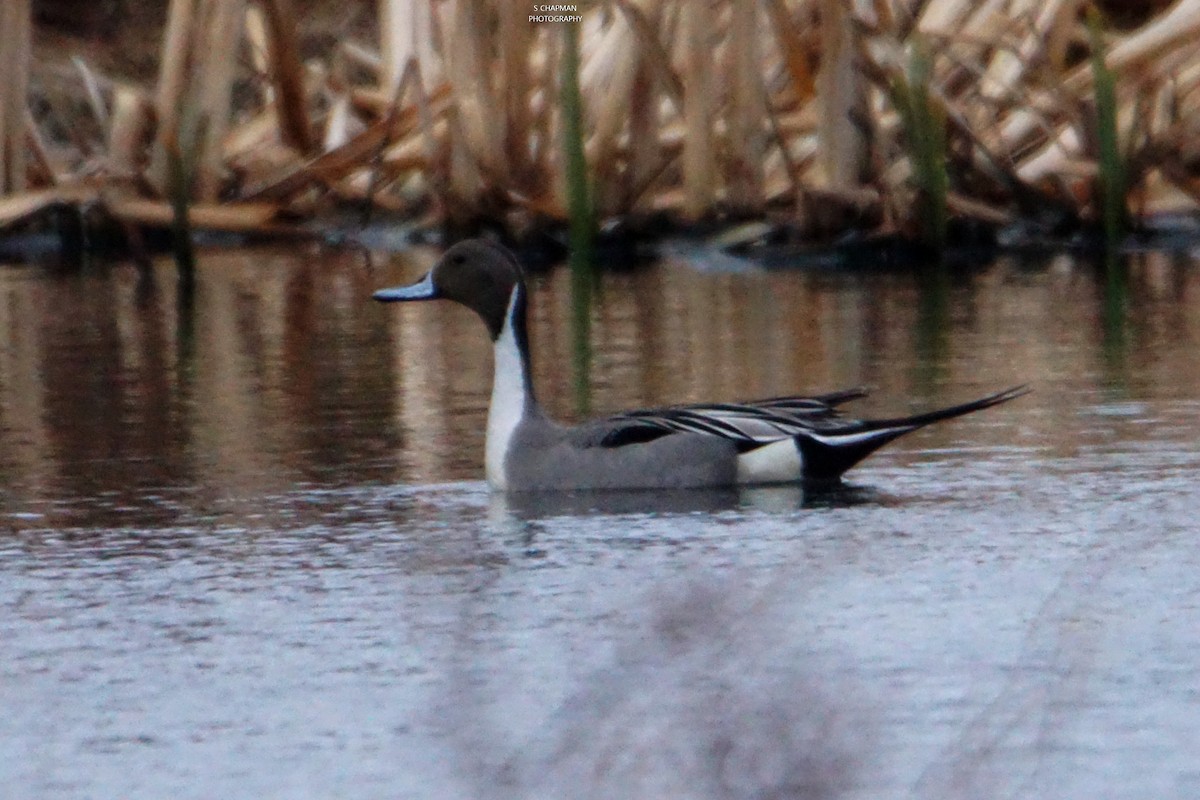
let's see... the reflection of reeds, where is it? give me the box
[6,2,1200,245]
[562,20,594,415]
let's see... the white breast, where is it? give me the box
[485,290,527,489]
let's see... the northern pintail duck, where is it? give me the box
[374,239,1027,491]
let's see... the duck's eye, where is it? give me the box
[450,254,466,266]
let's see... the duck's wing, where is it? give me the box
[571,389,870,451]
[570,385,1030,463]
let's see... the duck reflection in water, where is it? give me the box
[492,482,888,520]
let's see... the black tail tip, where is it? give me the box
[797,384,1030,484]
[981,384,1032,406]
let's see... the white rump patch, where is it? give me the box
[486,290,527,490]
[736,438,803,484]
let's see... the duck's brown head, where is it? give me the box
[373,239,526,340]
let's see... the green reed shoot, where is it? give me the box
[165,109,206,296]
[891,39,948,251]
[1088,10,1127,249]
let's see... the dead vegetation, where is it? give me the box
[3,0,1200,247]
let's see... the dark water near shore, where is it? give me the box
[2,245,1199,799]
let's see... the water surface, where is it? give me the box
[2,247,1198,798]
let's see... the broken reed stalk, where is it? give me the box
[891,39,948,251]
[379,0,436,96]
[816,0,867,190]
[362,58,420,225]
[166,114,207,293]
[561,21,594,262]
[728,0,765,210]
[763,0,815,103]
[580,15,637,215]
[1088,11,1128,248]
[256,0,313,154]
[108,87,153,177]
[0,0,32,195]
[499,1,533,186]
[193,0,247,201]
[151,0,246,202]
[682,1,715,219]
[153,0,197,191]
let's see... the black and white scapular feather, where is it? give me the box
[588,385,1029,483]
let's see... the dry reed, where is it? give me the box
[4,1,1200,244]
[0,0,32,196]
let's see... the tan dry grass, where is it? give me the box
[5,0,1200,238]
[1,0,33,195]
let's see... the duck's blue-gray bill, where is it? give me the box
[373,272,437,302]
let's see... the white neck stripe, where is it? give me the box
[485,288,529,489]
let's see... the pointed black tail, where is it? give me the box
[796,385,1029,483]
